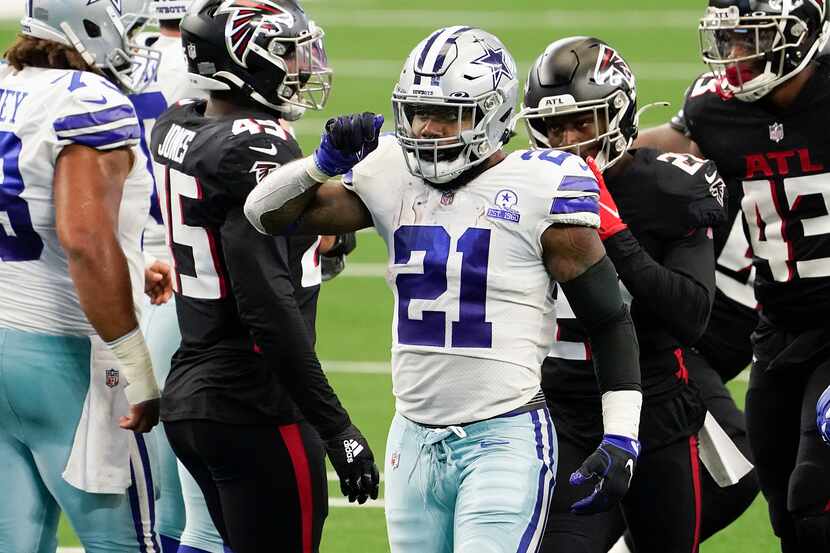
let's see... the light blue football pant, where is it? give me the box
[384,406,557,553]
[142,298,227,553]
[0,328,158,553]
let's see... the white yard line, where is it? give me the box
[316,9,702,30]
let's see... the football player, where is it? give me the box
[132,1,221,552]
[149,2,379,552]
[516,36,759,553]
[639,0,830,550]
[245,26,643,553]
[0,0,163,551]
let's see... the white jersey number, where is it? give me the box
[166,167,227,299]
[0,131,43,262]
[742,173,830,281]
[394,225,492,348]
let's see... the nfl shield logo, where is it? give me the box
[390,450,400,470]
[440,192,455,206]
[105,368,119,388]
[769,122,784,143]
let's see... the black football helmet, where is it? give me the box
[180,0,331,119]
[515,36,637,172]
[699,0,829,101]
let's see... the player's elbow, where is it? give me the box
[244,188,316,235]
[57,220,111,261]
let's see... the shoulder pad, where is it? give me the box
[511,149,600,228]
[52,70,140,151]
[643,149,728,233]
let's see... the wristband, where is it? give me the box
[106,327,160,405]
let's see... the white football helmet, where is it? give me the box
[21,0,160,92]
[393,26,518,184]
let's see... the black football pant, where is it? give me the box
[746,321,830,553]
[541,432,703,553]
[165,419,328,553]
[541,349,759,553]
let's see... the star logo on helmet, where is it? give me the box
[472,41,514,89]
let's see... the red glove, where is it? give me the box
[586,156,627,241]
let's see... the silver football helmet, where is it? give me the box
[21,0,160,92]
[393,26,519,184]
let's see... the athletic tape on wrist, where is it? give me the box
[601,389,642,440]
[106,327,160,405]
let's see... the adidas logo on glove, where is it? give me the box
[344,439,365,463]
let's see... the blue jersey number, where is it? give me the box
[0,131,43,261]
[394,225,492,348]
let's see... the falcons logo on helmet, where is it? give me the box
[217,0,295,67]
[593,45,635,91]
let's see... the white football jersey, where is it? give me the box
[134,33,207,264]
[0,65,150,336]
[345,136,600,425]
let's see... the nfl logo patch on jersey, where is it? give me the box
[769,122,784,143]
[486,189,521,223]
[105,368,120,388]
[390,450,400,470]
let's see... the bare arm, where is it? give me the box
[634,123,702,156]
[55,144,159,430]
[542,224,606,282]
[55,145,137,341]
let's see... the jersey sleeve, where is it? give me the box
[650,151,728,237]
[51,71,141,151]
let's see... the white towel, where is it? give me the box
[62,335,133,493]
[698,411,754,487]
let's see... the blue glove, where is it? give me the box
[569,434,640,515]
[312,112,384,177]
[817,384,830,445]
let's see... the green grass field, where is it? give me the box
[2,1,780,550]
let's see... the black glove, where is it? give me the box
[569,434,640,515]
[321,232,357,282]
[324,424,380,504]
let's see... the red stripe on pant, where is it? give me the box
[279,424,313,553]
[688,435,702,553]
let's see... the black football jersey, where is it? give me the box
[682,59,830,327]
[545,148,724,401]
[150,100,345,432]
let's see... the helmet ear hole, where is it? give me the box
[83,19,101,39]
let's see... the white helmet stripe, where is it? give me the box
[415,25,471,85]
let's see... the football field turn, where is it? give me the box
[1,0,778,550]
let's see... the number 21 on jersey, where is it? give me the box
[394,225,492,349]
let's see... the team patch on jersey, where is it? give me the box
[486,189,521,223]
[593,45,635,92]
[249,160,282,184]
[105,368,120,388]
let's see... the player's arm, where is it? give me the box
[606,227,715,344]
[54,145,159,431]
[634,104,702,156]
[221,207,379,503]
[245,113,383,235]
[542,224,643,515]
